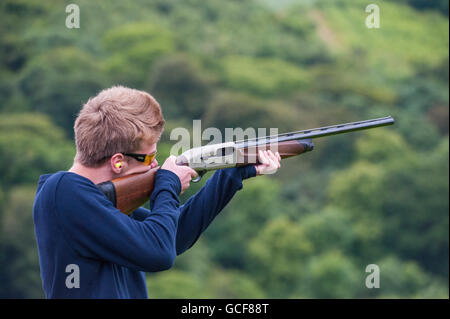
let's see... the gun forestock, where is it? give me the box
[235,139,314,165]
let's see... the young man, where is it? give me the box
[33,86,281,298]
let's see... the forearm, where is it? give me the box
[176,165,256,255]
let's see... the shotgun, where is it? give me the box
[97,116,395,214]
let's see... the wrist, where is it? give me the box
[156,169,182,195]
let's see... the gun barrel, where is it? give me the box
[237,116,394,148]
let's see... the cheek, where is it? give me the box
[125,164,152,176]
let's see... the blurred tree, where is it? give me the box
[405,0,449,16]
[172,239,213,281]
[395,59,449,146]
[205,267,266,298]
[0,186,44,298]
[380,138,449,278]
[355,129,410,163]
[102,22,176,87]
[203,91,301,133]
[147,270,206,298]
[0,33,27,73]
[280,169,330,217]
[375,256,448,298]
[0,0,52,72]
[248,217,313,297]
[203,176,283,269]
[219,56,309,97]
[299,208,356,257]
[310,64,398,109]
[0,113,75,188]
[148,55,214,120]
[328,131,449,279]
[320,0,449,81]
[18,47,106,137]
[147,266,266,298]
[299,250,360,298]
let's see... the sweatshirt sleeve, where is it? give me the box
[54,170,181,272]
[176,165,256,255]
[129,207,152,221]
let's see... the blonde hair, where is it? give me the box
[74,86,165,167]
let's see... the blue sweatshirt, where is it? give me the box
[33,166,256,298]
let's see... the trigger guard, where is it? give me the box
[192,171,206,183]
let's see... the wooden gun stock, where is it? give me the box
[97,167,159,215]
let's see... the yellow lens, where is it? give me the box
[144,152,156,165]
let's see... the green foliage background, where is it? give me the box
[0,0,448,298]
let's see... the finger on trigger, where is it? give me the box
[189,168,198,178]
